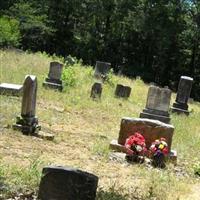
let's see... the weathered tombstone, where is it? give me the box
[110,117,176,160]
[94,61,111,81]
[90,82,102,99]
[171,76,193,115]
[13,75,41,135]
[38,166,99,200]
[140,86,172,123]
[43,61,63,91]
[115,84,131,98]
[0,83,23,96]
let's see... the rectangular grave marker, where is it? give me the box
[0,83,23,96]
[43,61,63,91]
[140,86,172,123]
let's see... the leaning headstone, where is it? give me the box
[13,75,41,135]
[115,84,131,98]
[0,83,23,96]
[90,82,102,99]
[94,61,111,81]
[140,86,172,123]
[171,76,193,115]
[43,61,63,91]
[110,117,176,160]
[38,166,98,200]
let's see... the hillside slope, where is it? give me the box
[0,50,200,199]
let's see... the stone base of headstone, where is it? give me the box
[13,116,41,135]
[171,102,189,115]
[140,108,171,124]
[90,82,102,99]
[38,166,98,200]
[0,83,23,96]
[37,131,54,141]
[115,84,131,98]
[43,78,63,91]
[109,139,177,162]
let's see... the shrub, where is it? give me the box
[0,16,21,47]
[61,66,76,89]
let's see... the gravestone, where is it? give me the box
[38,166,99,200]
[140,86,172,123]
[90,82,102,99]
[43,61,63,91]
[94,61,111,81]
[171,76,193,115]
[110,117,176,160]
[0,83,23,96]
[13,75,41,135]
[115,84,131,98]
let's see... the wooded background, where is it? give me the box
[0,0,200,100]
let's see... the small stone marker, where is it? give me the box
[90,82,102,99]
[94,61,111,81]
[43,61,63,91]
[140,86,172,123]
[171,76,193,115]
[115,84,131,98]
[38,166,99,200]
[13,75,41,135]
[0,83,23,96]
[110,117,176,160]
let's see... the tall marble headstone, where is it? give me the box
[38,166,98,200]
[140,86,172,123]
[171,76,193,115]
[94,61,111,81]
[43,61,63,91]
[13,75,41,135]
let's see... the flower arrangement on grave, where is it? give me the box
[149,138,168,168]
[125,132,147,163]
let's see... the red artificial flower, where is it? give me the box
[125,132,147,155]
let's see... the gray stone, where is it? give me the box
[171,76,193,115]
[0,83,23,96]
[43,62,63,91]
[90,82,102,99]
[38,166,98,200]
[140,86,172,123]
[94,61,111,81]
[110,117,176,160]
[115,84,131,98]
[13,75,41,135]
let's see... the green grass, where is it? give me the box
[0,49,200,199]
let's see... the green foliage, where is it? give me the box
[0,16,20,47]
[61,66,76,89]
[193,162,200,176]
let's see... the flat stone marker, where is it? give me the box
[90,82,102,99]
[43,61,63,91]
[171,76,193,115]
[110,117,176,160]
[38,166,99,200]
[94,61,111,81]
[115,84,131,98]
[13,75,41,135]
[0,83,23,96]
[140,86,172,123]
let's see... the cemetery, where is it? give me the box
[0,49,200,200]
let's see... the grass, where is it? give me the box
[0,49,200,199]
